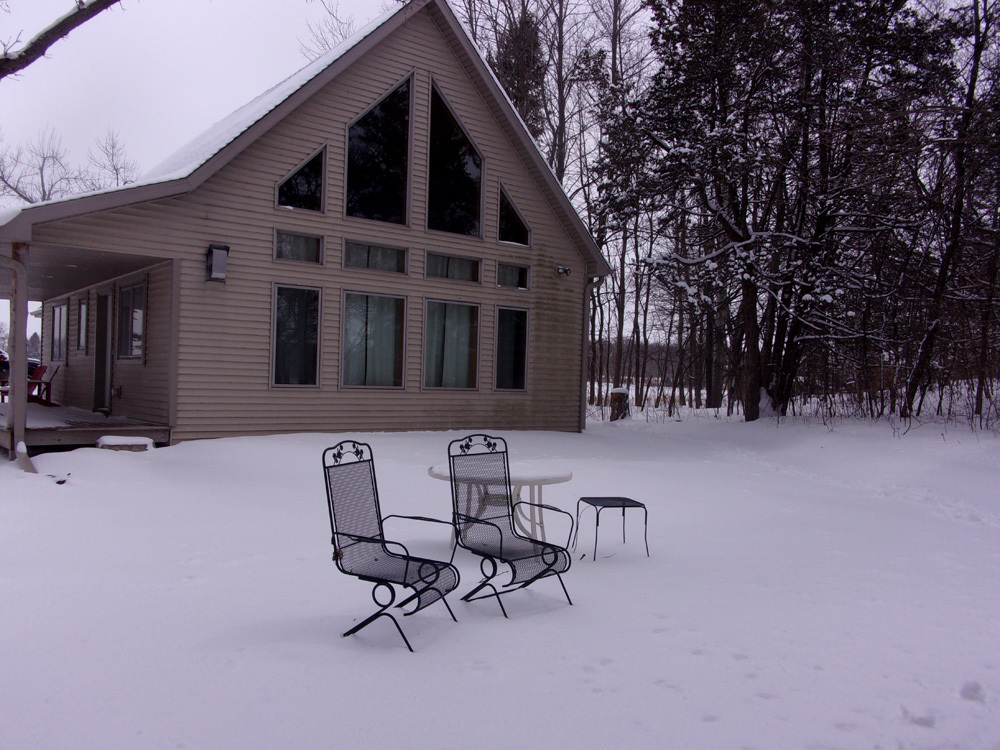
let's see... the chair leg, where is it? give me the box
[342,582,414,652]
[555,572,573,606]
[461,557,509,618]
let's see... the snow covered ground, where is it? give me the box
[2,417,998,749]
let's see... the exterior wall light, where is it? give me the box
[556,266,572,276]
[207,244,230,282]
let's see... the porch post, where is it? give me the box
[3,242,37,472]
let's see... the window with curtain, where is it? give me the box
[344,241,406,273]
[428,86,482,236]
[343,293,405,387]
[496,308,527,390]
[273,286,319,386]
[278,151,324,211]
[51,302,68,361]
[498,188,530,245]
[347,79,410,224]
[116,284,144,359]
[424,301,478,389]
[426,252,479,282]
[497,263,529,289]
[276,232,322,263]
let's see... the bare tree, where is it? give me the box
[84,128,139,191]
[0,0,123,81]
[300,0,406,60]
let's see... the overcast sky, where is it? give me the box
[1,0,385,171]
[1,0,389,334]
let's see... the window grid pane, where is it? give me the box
[496,308,527,390]
[499,190,530,245]
[347,79,410,224]
[116,284,144,359]
[428,87,482,236]
[344,241,406,272]
[278,152,323,211]
[276,232,321,263]
[425,301,478,389]
[343,293,405,387]
[426,252,479,282]
[497,263,529,289]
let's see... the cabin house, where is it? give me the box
[0,0,610,453]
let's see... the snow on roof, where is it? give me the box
[141,3,404,185]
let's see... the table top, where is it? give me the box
[578,496,645,509]
[428,462,572,486]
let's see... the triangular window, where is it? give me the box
[498,187,530,245]
[278,151,324,211]
[347,79,410,224]
[428,85,482,236]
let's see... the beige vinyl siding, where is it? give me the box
[30,7,589,442]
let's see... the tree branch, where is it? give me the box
[0,0,122,81]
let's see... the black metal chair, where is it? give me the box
[323,440,460,651]
[447,433,573,617]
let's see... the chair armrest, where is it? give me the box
[382,513,452,527]
[454,513,506,557]
[513,501,575,549]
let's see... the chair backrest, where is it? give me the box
[28,365,47,383]
[447,434,513,534]
[322,441,386,573]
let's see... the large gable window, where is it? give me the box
[278,151,324,211]
[498,187,530,245]
[274,285,319,386]
[428,86,482,237]
[424,301,478,389]
[343,293,405,387]
[347,79,410,224]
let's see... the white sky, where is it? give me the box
[1,0,386,335]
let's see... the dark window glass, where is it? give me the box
[428,87,482,236]
[499,190,530,245]
[347,79,410,224]
[52,303,68,361]
[497,263,529,289]
[344,241,406,273]
[496,308,527,390]
[426,252,479,282]
[116,284,144,359]
[276,232,322,263]
[424,301,478,388]
[343,293,405,387]
[278,152,324,211]
[274,286,319,385]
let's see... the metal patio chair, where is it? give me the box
[447,433,573,617]
[323,440,460,651]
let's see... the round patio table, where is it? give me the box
[428,462,572,542]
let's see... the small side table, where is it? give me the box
[573,497,649,561]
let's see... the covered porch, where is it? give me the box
[0,402,170,452]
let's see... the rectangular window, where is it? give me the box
[343,293,405,387]
[116,283,145,359]
[496,308,528,390]
[497,263,529,290]
[276,231,322,263]
[426,252,479,282]
[51,302,68,361]
[274,286,320,386]
[424,301,478,389]
[344,241,406,273]
[77,298,88,352]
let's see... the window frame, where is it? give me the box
[274,228,324,265]
[275,147,326,213]
[497,262,530,290]
[425,251,481,284]
[76,296,88,353]
[343,239,408,274]
[498,184,532,247]
[495,306,529,391]
[341,290,407,390]
[344,73,415,227]
[423,299,481,391]
[115,282,145,361]
[51,301,68,362]
[271,283,322,388]
[426,80,486,240]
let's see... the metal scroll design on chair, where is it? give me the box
[447,433,572,617]
[323,440,459,651]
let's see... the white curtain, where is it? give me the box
[425,301,477,388]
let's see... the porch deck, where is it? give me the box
[0,403,170,451]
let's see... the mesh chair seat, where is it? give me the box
[448,434,573,616]
[324,440,459,651]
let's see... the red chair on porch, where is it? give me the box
[0,364,59,405]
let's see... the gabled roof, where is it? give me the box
[0,0,610,276]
